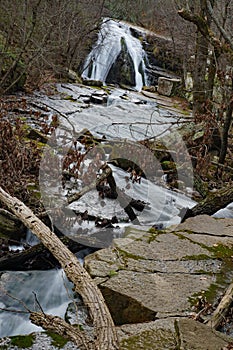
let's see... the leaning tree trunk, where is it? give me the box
[0,186,119,350]
[218,78,233,168]
[180,185,233,222]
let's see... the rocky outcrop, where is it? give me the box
[85,215,233,348]
[106,37,136,87]
[143,32,184,87]
[2,316,232,349]
[118,317,231,350]
[157,77,182,97]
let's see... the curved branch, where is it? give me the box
[0,186,119,350]
[30,312,93,350]
[177,8,223,54]
[206,0,233,51]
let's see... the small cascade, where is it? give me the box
[0,270,74,337]
[82,19,148,91]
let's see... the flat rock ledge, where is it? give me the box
[84,215,233,349]
[2,215,233,349]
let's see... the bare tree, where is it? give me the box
[0,0,106,92]
[176,0,233,169]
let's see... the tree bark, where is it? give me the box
[0,186,119,350]
[30,312,94,350]
[180,185,233,222]
[218,80,233,168]
[206,281,233,329]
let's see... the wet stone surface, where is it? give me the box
[84,215,233,347]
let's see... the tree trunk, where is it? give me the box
[192,30,209,116]
[180,185,233,222]
[0,186,119,350]
[218,78,233,167]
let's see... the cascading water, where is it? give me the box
[0,269,74,337]
[82,19,148,91]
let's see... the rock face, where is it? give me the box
[118,317,231,350]
[157,77,182,97]
[106,37,136,87]
[85,215,233,348]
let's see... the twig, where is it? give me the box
[206,282,233,329]
[0,287,31,313]
[32,291,45,314]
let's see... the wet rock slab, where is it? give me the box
[118,318,232,350]
[84,215,233,347]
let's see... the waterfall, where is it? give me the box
[82,19,148,91]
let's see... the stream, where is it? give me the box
[0,84,197,339]
[2,84,232,339]
[1,18,233,340]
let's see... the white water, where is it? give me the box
[82,19,147,90]
[0,270,74,337]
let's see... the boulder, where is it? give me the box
[118,318,231,350]
[85,216,233,347]
[157,76,181,97]
[82,78,103,87]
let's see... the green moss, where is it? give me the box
[147,231,159,243]
[117,248,144,261]
[208,243,233,259]
[108,269,118,277]
[64,95,77,102]
[161,160,176,170]
[10,334,35,348]
[174,232,233,306]
[120,329,176,350]
[182,254,213,261]
[46,331,68,348]
[189,248,233,306]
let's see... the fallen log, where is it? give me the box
[180,186,233,222]
[0,236,84,271]
[30,312,94,350]
[0,186,119,350]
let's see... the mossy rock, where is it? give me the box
[10,334,35,348]
[46,332,68,348]
[0,209,25,239]
[161,160,176,171]
[120,328,176,350]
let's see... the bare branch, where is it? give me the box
[0,186,119,349]
[30,311,94,350]
[206,0,233,51]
